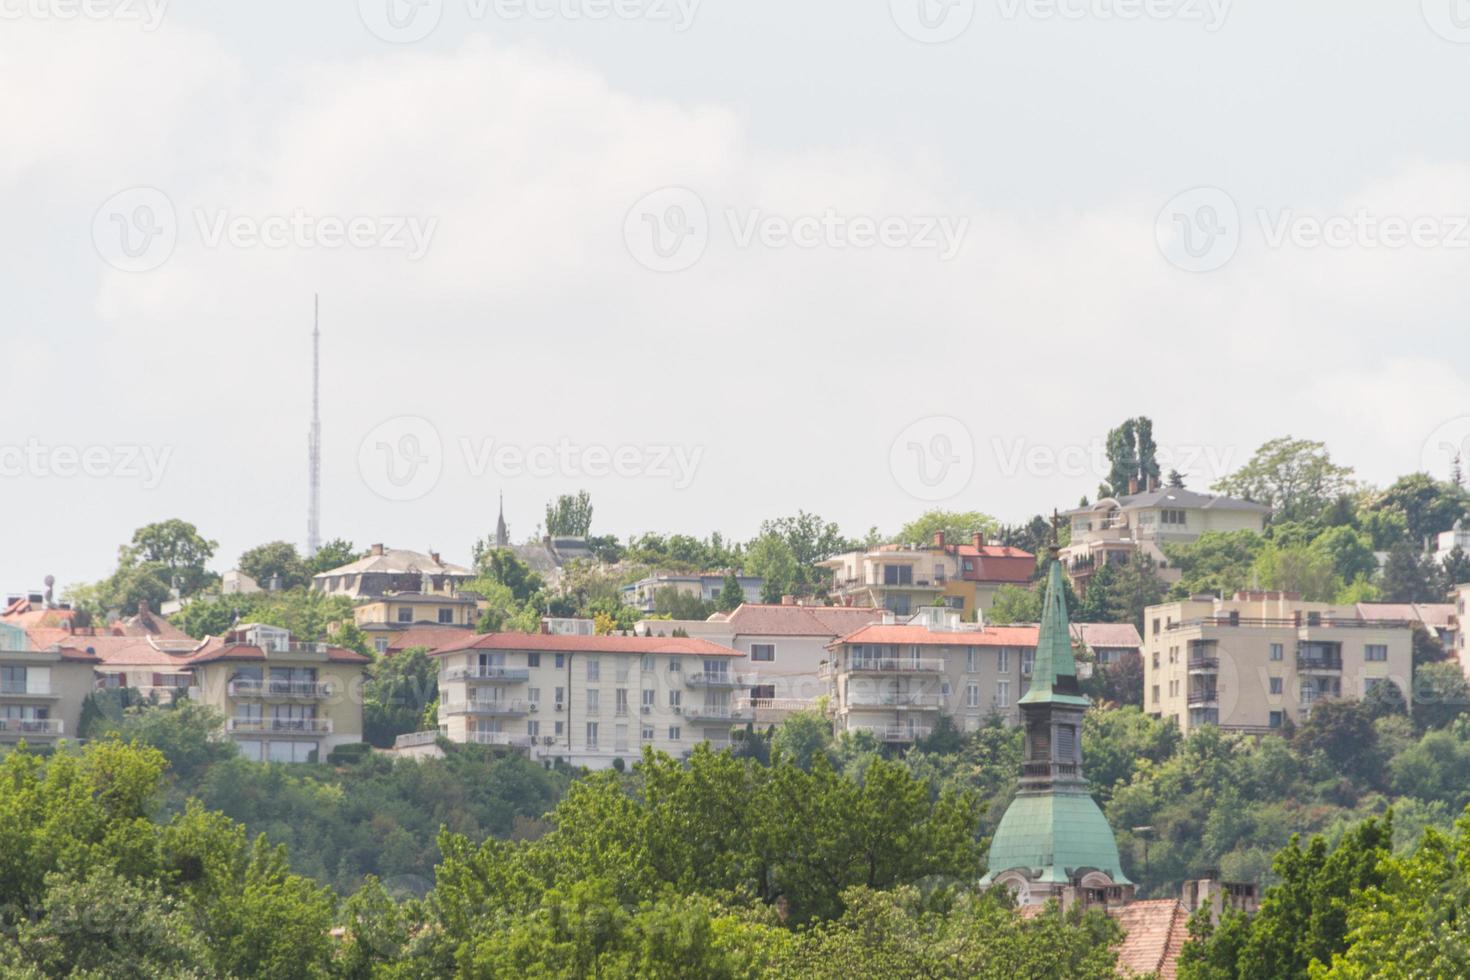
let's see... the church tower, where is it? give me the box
[980,557,1132,906]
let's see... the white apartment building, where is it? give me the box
[824,608,1041,743]
[1143,592,1414,734]
[430,631,750,769]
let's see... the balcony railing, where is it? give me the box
[848,658,946,674]
[444,666,531,684]
[733,697,822,714]
[227,717,333,734]
[684,704,753,722]
[1187,657,1220,672]
[0,718,62,735]
[228,680,333,699]
[0,683,57,698]
[1296,655,1343,672]
[684,671,752,688]
[1168,616,1411,631]
[440,699,532,717]
[867,724,932,743]
[846,692,946,709]
[1187,690,1220,706]
[393,730,443,749]
[462,731,534,749]
[1022,760,1080,779]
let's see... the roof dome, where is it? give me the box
[982,789,1131,887]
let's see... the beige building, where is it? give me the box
[824,609,1042,743]
[0,623,97,746]
[638,602,885,724]
[429,629,749,769]
[354,592,482,630]
[313,545,473,599]
[820,536,1035,618]
[1143,592,1413,734]
[1062,486,1269,593]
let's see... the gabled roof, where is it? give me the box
[313,548,470,579]
[1110,899,1191,979]
[723,603,885,638]
[431,632,742,657]
[374,625,477,654]
[831,624,1040,648]
[1071,623,1144,650]
[1065,488,1270,517]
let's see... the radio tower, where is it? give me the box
[307,295,322,558]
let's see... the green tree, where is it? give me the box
[121,518,220,597]
[716,572,746,613]
[896,509,998,546]
[1213,437,1356,524]
[1379,541,1441,603]
[1369,473,1470,542]
[363,647,441,747]
[1166,530,1268,599]
[745,533,799,602]
[306,537,361,575]
[239,540,312,591]
[545,490,594,537]
[1252,541,1342,602]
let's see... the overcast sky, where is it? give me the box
[4,0,1470,590]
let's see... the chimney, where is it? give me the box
[429,550,441,565]
[933,531,945,547]
[1147,475,1159,492]
[370,543,385,557]
[782,595,796,606]
[1127,477,1140,495]
[972,531,986,549]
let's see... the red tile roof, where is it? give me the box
[1110,899,1190,979]
[722,603,886,637]
[50,634,369,668]
[189,643,371,665]
[431,632,743,657]
[951,544,1035,559]
[379,625,476,654]
[832,624,1040,648]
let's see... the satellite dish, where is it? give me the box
[43,575,55,588]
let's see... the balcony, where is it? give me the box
[0,682,59,699]
[440,699,532,717]
[0,718,62,736]
[1187,656,1220,673]
[684,671,752,688]
[1187,689,1220,706]
[846,691,946,710]
[1296,654,1343,672]
[228,679,332,700]
[684,704,753,723]
[444,666,531,684]
[868,724,932,743]
[393,730,443,749]
[848,658,946,675]
[227,717,333,734]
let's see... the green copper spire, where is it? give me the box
[1019,560,1089,707]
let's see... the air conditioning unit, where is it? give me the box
[528,703,539,712]
[672,706,682,715]
[554,703,564,712]
[542,736,555,746]
[641,705,651,714]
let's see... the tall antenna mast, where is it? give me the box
[307,294,322,557]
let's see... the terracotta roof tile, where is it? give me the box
[723,604,885,637]
[431,632,742,657]
[1110,899,1190,979]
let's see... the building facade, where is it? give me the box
[313,545,474,598]
[430,630,749,769]
[1143,592,1414,734]
[1062,486,1269,593]
[820,534,1034,617]
[0,629,97,747]
[621,573,764,613]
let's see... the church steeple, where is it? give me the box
[495,493,509,548]
[980,544,1131,904]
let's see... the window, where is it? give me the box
[1022,649,1034,676]
[586,722,599,748]
[1269,711,1284,729]
[528,652,540,668]
[614,724,629,752]
[1366,644,1388,662]
[587,657,600,681]
[642,725,654,740]
[528,687,541,704]
[996,680,1010,708]
[1162,508,1188,525]
[528,720,540,737]
[642,654,655,671]
[668,726,681,741]
[883,564,913,585]
[1269,677,1283,695]
[438,608,454,624]
[1152,684,1161,704]
[374,638,388,654]
[587,689,600,714]
[554,721,565,736]
[1270,643,1283,662]
[642,689,655,710]
[668,658,681,673]
[555,653,565,669]
[615,689,629,716]
[669,690,681,708]
[554,686,565,708]
[997,648,1010,672]
[397,607,413,623]
[966,648,977,673]
[941,679,951,697]
[965,684,979,708]
[750,644,775,662]
[1152,618,1161,636]
[1152,652,1160,669]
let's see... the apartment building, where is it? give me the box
[824,608,1041,743]
[313,545,474,598]
[430,630,749,769]
[0,625,97,746]
[620,572,764,613]
[1062,485,1269,593]
[1143,592,1414,734]
[638,602,885,723]
[354,592,482,633]
[820,534,1033,617]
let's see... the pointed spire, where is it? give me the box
[495,493,509,548]
[1019,560,1087,706]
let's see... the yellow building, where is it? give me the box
[1143,592,1413,733]
[0,623,97,746]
